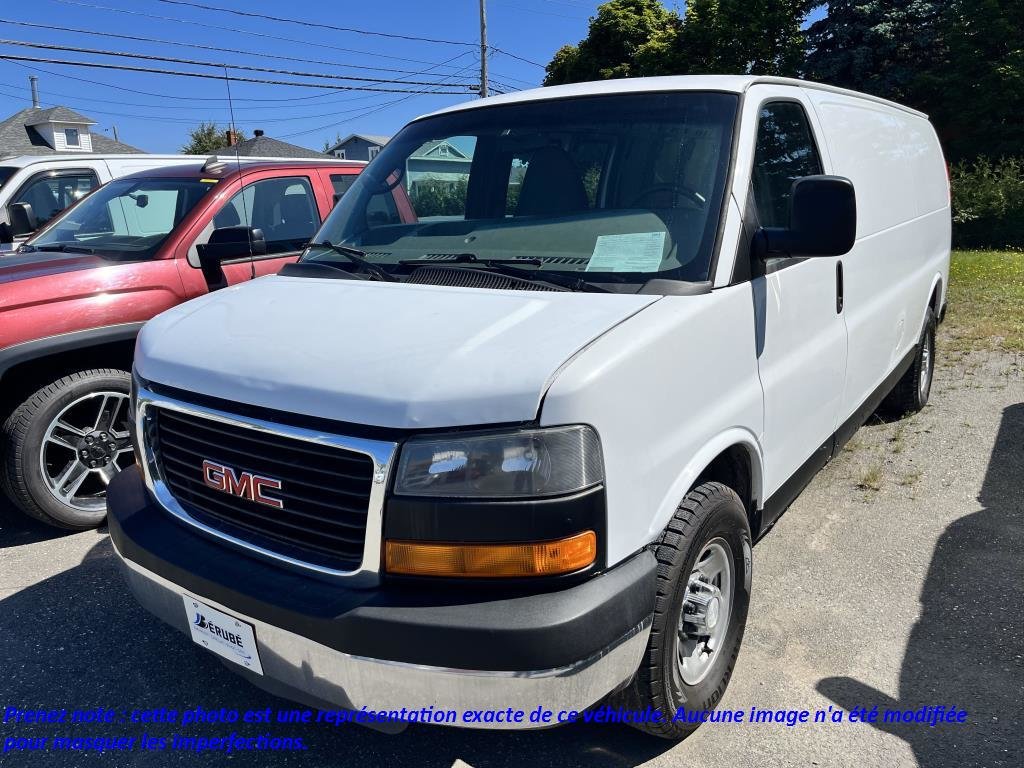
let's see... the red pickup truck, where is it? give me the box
[0,158,367,529]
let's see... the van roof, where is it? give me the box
[417,75,928,121]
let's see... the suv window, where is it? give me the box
[751,102,823,228]
[329,173,357,206]
[211,176,320,255]
[12,170,98,227]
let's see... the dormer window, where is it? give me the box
[64,128,80,147]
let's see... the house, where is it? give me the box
[232,130,330,159]
[327,133,390,162]
[0,105,143,158]
[406,139,474,195]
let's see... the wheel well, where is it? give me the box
[929,280,942,313]
[0,341,134,421]
[694,444,755,525]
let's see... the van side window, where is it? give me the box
[751,102,823,228]
[12,170,98,227]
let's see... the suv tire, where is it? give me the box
[618,481,752,739]
[2,369,133,530]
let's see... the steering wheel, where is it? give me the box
[629,184,707,210]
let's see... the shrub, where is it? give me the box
[951,157,1024,249]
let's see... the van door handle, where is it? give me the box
[836,261,844,314]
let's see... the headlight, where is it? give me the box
[394,425,604,498]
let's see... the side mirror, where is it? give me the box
[8,202,39,237]
[754,176,856,259]
[196,226,267,290]
[134,194,149,209]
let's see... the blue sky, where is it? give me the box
[0,1,827,154]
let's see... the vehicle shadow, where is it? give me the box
[0,533,672,767]
[817,402,1024,767]
[0,496,79,548]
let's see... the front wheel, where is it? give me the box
[618,481,752,740]
[2,369,133,529]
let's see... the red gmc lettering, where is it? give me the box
[201,460,283,509]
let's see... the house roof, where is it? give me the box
[410,139,470,160]
[0,107,143,157]
[331,133,391,150]
[24,106,96,126]
[232,134,329,159]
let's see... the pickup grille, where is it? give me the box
[151,407,373,571]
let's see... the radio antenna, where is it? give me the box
[223,65,255,279]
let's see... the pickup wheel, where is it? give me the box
[619,481,752,740]
[2,369,133,530]
[881,308,936,416]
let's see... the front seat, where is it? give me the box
[516,146,588,217]
[271,194,315,245]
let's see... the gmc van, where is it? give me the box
[108,76,950,739]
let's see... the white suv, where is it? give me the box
[108,75,949,739]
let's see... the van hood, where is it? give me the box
[136,275,659,429]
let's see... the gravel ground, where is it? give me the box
[1,343,1021,768]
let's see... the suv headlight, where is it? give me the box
[394,425,604,498]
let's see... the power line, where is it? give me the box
[0,54,475,94]
[157,0,477,48]
[49,0,480,70]
[0,38,475,88]
[489,46,546,68]
[0,18,472,80]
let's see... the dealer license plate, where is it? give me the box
[182,595,264,675]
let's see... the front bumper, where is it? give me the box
[108,466,655,727]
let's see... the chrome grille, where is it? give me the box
[151,407,374,571]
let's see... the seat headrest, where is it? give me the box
[516,146,588,217]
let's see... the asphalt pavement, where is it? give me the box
[1,345,1021,768]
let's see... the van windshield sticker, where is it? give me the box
[586,232,666,273]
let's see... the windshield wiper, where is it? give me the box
[305,241,396,282]
[401,253,607,293]
[27,243,95,254]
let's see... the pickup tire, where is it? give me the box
[618,482,752,740]
[882,308,936,416]
[2,369,132,530]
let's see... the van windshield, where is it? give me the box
[305,92,738,285]
[23,177,214,258]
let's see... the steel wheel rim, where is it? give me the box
[678,538,733,686]
[39,390,133,512]
[919,332,933,400]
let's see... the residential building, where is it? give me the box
[232,130,330,159]
[327,133,390,162]
[0,105,142,158]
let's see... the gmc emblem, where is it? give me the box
[202,459,283,509]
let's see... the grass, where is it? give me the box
[944,250,1024,351]
[857,463,884,492]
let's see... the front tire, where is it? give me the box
[2,369,133,530]
[619,482,752,739]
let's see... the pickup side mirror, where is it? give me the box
[754,175,856,259]
[8,202,39,237]
[196,226,267,290]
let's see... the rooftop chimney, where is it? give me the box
[225,128,239,146]
[254,129,264,137]
[29,76,39,108]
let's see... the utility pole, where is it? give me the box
[478,0,488,98]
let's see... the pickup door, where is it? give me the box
[175,167,351,296]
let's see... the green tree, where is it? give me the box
[544,0,810,85]
[543,0,676,85]
[322,132,344,154]
[181,121,247,154]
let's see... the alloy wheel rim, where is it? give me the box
[39,391,134,512]
[678,538,733,686]
[919,332,933,401]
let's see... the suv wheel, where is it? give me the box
[618,481,752,740]
[2,369,133,530]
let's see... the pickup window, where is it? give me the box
[11,169,99,228]
[24,177,213,257]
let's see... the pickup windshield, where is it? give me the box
[24,177,214,258]
[0,167,16,190]
[306,92,738,284]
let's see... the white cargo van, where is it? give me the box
[108,76,949,739]
[0,154,289,251]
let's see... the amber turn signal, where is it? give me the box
[385,531,597,578]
